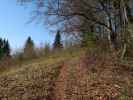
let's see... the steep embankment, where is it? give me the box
[0,51,132,100]
[52,54,133,100]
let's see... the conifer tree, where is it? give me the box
[0,38,4,59]
[53,30,63,49]
[24,36,36,58]
[0,38,11,59]
[3,40,11,57]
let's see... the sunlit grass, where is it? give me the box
[0,47,84,75]
[0,47,85,100]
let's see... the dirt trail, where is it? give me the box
[52,61,69,100]
[52,57,89,100]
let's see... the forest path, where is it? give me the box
[52,56,89,100]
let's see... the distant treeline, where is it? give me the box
[0,38,10,59]
[12,30,64,61]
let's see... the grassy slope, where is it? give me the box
[51,53,133,100]
[0,48,83,100]
[0,48,132,100]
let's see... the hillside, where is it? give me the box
[0,49,132,100]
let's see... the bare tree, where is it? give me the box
[18,0,131,51]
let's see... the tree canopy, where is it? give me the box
[18,0,133,57]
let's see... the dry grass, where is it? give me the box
[0,61,62,100]
[0,48,132,100]
[0,47,84,74]
[51,52,133,100]
[0,47,83,100]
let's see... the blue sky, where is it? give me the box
[0,0,54,52]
